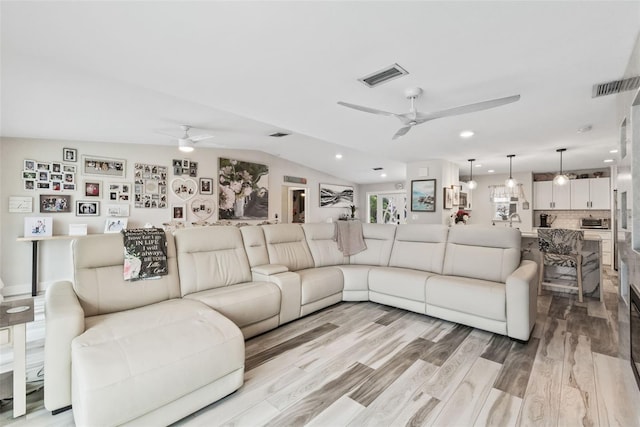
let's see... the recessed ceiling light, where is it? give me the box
[604,159,614,163]
[488,169,495,173]
[577,125,592,133]
[610,149,619,153]
[460,130,475,138]
[380,173,387,178]
[335,154,343,159]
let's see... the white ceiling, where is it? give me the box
[2,1,639,184]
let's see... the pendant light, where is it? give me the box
[553,148,569,186]
[467,159,477,190]
[505,154,517,188]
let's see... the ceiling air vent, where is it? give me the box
[269,132,290,137]
[592,76,640,98]
[359,63,409,88]
[372,167,384,171]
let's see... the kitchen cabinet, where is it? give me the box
[585,229,613,267]
[570,178,610,210]
[533,180,571,210]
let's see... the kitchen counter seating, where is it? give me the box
[44,223,537,426]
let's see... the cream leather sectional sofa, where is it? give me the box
[44,223,537,426]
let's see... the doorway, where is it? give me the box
[367,191,407,224]
[282,186,308,224]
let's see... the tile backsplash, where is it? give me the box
[533,209,610,229]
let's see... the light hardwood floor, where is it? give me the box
[2,268,639,426]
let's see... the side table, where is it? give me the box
[0,298,35,418]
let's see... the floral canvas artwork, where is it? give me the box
[218,158,269,220]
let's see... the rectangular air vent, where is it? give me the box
[359,63,408,88]
[592,76,640,98]
[269,132,290,137]
[372,167,384,171]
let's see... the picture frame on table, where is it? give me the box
[82,155,126,178]
[411,179,436,212]
[76,200,100,216]
[104,217,128,233]
[24,217,53,237]
[63,147,77,162]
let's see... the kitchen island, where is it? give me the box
[521,231,603,301]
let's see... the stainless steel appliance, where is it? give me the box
[580,217,610,229]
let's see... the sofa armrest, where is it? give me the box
[251,264,289,276]
[44,280,85,412]
[505,260,538,341]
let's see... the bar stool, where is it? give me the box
[537,228,584,302]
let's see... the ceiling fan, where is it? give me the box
[161,125,215,152]
[337,87,520,140]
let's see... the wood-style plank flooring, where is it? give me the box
[2,268,640,426]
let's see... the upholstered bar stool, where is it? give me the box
[537,228,584,302]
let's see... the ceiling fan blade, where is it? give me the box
[392,126,413,140]
[422,94,520,121]
[155,131,181,139]
[337,101,397,117]
[189,134,215,142]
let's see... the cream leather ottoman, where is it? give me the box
[71,299,244,426]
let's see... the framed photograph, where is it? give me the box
[23,171,37,180]
[84,180,102,198]
[63,164,76,173]
[82,155,126,178]
[24,217,53,237]
[24,180,35,191]
[411,179,436,212]
[51,162,62,173]
[199,177,214,195]
[182,159,190,168]
[459,192,468,208]
[172,204,186,220]
[76,200,100,216]
[38,171,50,182]
[63,183,76,191]
[451,185,461,206]
[40,194,72,213]
[63,147,77,162]
[104,217,128,233]
[51,181,62,192]
[37,162,50,171]
[24,159,36,171]
[37,182,51,190]
[319,183,354,208]
[107,182,131,202]
[443,187,453,209]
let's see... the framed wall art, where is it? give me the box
[218,158,269,220]
[76,200,100,216]
[134,163,168,208]
[39,194,71,213]
[411,179,436,212]
[319,183,354,208]
[172,204,186,221]
[105,204,130,217]
[443,187,453,209]
[24,217,53,237]
[63,147,77,162]
[199,178,214,195]
[82,155,126,178]
[84,180,102,198]
[107,182,131,202]
[104,218,128,233]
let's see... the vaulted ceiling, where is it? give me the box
[2,1,639,183]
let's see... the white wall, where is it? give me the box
[466,172,533,231]
[1,137,356,296]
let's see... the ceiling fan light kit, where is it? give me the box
[179,139,195,153]
[553,148,569,186]
[337,87,520,140]
[163,124,215,152]
[505,154,517,188]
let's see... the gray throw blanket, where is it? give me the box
[121,228,168,281]
[334,220,367,256]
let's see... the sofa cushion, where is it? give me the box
[443,227,521,283]
[297,267,344,305]
[72,232,181,317]
[369,267,434,302]
[302,223,349,267]
[184,281,281,329]
[426,275,506,321]
[262,224,315,271]
[350,223,396,266]
[388,224,448,273]
[174,227,253,295]
[73,299,244,426]
[240,226,269,267]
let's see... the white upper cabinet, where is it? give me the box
[570,177,610,210]
[533,181,571,210]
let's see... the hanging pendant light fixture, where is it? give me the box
[467,159,477,189]
[505,154,517,188]
[553,148,569,186]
